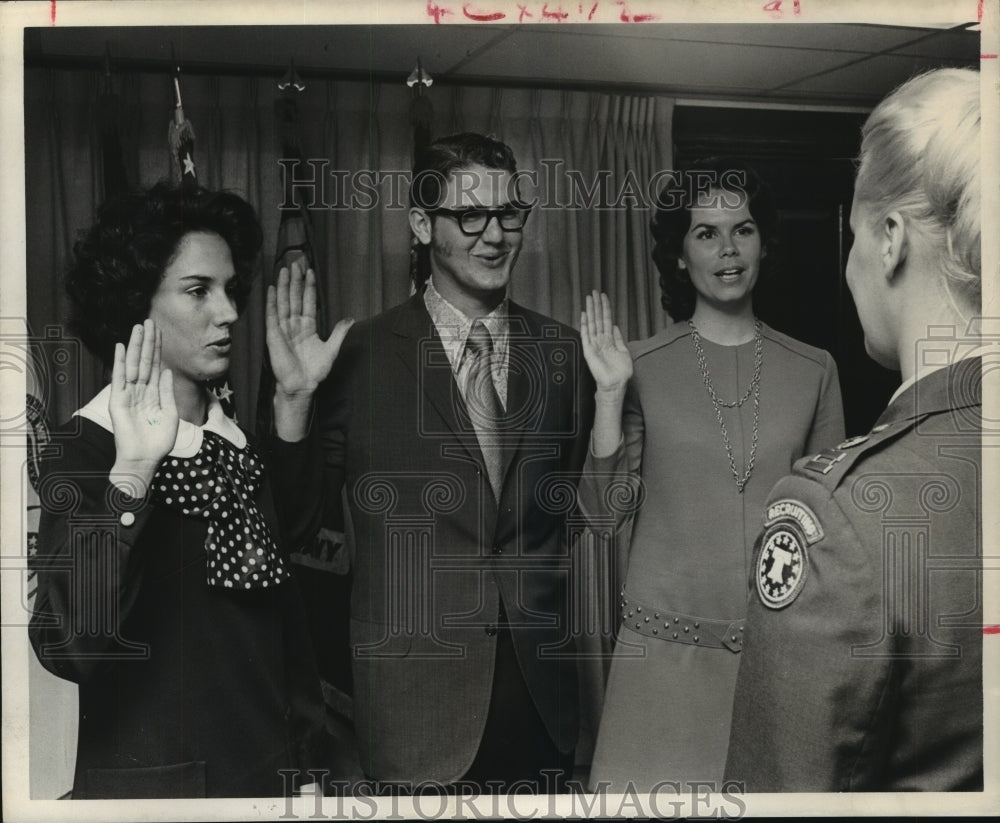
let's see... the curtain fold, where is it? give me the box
[25,67,673,430]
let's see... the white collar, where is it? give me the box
[74,384,246,458]
[423,277,509,374]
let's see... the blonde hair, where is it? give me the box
[855,68,981,310]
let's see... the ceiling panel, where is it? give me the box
[886,27,981,59]
[642,22,961,53]
[23,23,982,108]
[459,30,857,91]
[779,53,960,95]
[27,25,510,75]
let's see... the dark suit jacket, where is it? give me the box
[316,294,595,783]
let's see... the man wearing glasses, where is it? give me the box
[316,133,595,791]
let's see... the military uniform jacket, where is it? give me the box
[315,294,595,784]
[725,357,983,791]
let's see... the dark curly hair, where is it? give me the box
[65,182,263,365]
[409,132,519,287]
[650,158,778,321]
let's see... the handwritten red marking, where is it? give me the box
[426,0,453,23]
[794,0,801,13]
[615,0,659,22]
[50,0,56,24]
[762,0,782,11]
[984,625,1000,634]
[982,54,999,59]
[463,2,506,20]
[978,0,984,22]
[588,1,599,19]
[541,2,569,20]
[517,3,533,21]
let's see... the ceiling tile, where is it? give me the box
[780,53,965,96]
[886,27,980,60]
[646,23,956,53]
[456,29,862,91]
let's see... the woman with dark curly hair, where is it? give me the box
[578,159,845,789]
[30,182,353,798]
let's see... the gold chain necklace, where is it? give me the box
[688,319,763,493]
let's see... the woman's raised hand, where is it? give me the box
[266,261,354,400]
[108,320,179,495]
[581,290,633,396]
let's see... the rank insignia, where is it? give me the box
[757,525,808,609]
[837,434,870,449]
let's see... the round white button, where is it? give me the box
[120,512,136,527]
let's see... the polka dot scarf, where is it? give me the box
[148,430,289,589]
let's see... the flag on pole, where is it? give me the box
[255,84,328,438]
[168,47,197,190]
[408,58,434,292]
[168,48,236,417]
[261,70,358,763]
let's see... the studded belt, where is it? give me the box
[619,590,745,653]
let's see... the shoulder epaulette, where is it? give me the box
[794,416,921,490]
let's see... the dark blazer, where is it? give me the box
[316,294,595,783]
[29,415,328,798]
[725,357,983,790]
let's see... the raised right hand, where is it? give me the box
[581,290,633,395]
[108,320,179,494]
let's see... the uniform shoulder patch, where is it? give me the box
[757,499,823,609]
[764,499,824,543]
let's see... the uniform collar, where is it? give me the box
[74,384,246,458]
[877,356,981,427]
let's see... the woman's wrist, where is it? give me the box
[109,458,160,498]
[273,390,313,442]
[595,384,627,406]
[274,384,315,405]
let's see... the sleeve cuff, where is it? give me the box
[588,432,626,468]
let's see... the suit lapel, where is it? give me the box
[392,295,551,507]
[392,294,481,467]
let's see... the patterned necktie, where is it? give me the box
[465,320,506,501]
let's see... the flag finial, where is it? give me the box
[278,58,305,92]
[407,58,433,93]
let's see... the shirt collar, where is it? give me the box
[74,384,246,458]
[423,277,509,372]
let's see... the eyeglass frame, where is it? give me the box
[427,204,533,236]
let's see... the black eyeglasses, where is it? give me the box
[431,205,532,236]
